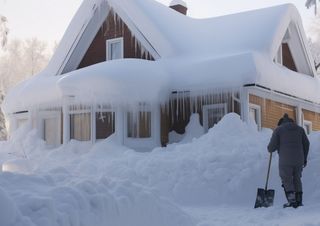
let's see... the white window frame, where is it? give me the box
[11,111,29,132]
[249,103,262,131]
[106,37,124,61]
[123,103,159,151]
[202,103,227,132]
[16,113,29,129]
[69,106,93,142]
[303,120,312,135]
[39,110,62,148]
[125,103,152,139]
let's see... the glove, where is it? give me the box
[303,161,307,168]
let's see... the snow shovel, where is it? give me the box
[254,152,275,208]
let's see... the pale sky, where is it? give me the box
[0,0,317,43]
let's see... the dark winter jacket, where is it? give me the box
[268,120,309,166]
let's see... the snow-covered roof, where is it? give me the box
[58,59,170,104]
[2,1,320,113]
[107,1,311,62]
[44,0,313,76]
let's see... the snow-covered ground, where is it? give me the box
[1,113,320,226]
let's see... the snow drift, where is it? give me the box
[1,113,320,225]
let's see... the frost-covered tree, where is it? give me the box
[0,39,24,91]
[0,38,51,91]
[0,15,8,48]
[305,8,320,73]
[0,91,6,140]
[305,1,320,73]
[22,38,49,76]
[0,14,9,140]
[306,0,318,14]
[0,38,53,140]
[308,38,320,73]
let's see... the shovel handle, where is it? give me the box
[265,152,272,190]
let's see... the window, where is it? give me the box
[17,118,28,128]
[70,113,91,141]
[14,111,29,130]
[127,104,151,138]
[249,104,261,130]
[40,109,62,147]
[303,120,312,135]
[106,37,124,60]
[44,117,60,146]
[96,111,115,139]
[202,103,227,132]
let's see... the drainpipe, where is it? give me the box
[296,104,302,126]
[240,87,249,122]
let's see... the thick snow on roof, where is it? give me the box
[108,0,301,59]
[4,52,320,114]
[2,1,320,113]
[2,76,62,114]
[58,59,170,104]
[45,0,304,75]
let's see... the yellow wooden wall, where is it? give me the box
[249,94,296,130]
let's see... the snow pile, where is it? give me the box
[169,113,204,144]
[0,187,23,226]
[1,113,320,225]
[0,172,193,226]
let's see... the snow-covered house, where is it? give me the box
[3,0,320,150]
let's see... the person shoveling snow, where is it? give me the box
[267,113,309,208]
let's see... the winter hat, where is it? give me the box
[277,113,293,126]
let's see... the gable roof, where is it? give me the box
[3,1,320,113]
[42,0,315,77]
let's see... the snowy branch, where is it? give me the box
[306,0,318,15]
[0,15,9,48]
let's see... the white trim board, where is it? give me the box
[244,86,320,114]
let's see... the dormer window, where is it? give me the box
[106,37,124,60]
[274,42,297,72]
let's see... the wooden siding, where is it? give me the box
[302,109,320,131]
[249,94,296,129]
[78,11,154,69]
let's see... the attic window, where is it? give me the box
[274,43,297,72]
[106,37,124,60]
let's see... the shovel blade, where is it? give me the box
[254,188,275,208]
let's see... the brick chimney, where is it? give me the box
[169,0,188,15]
